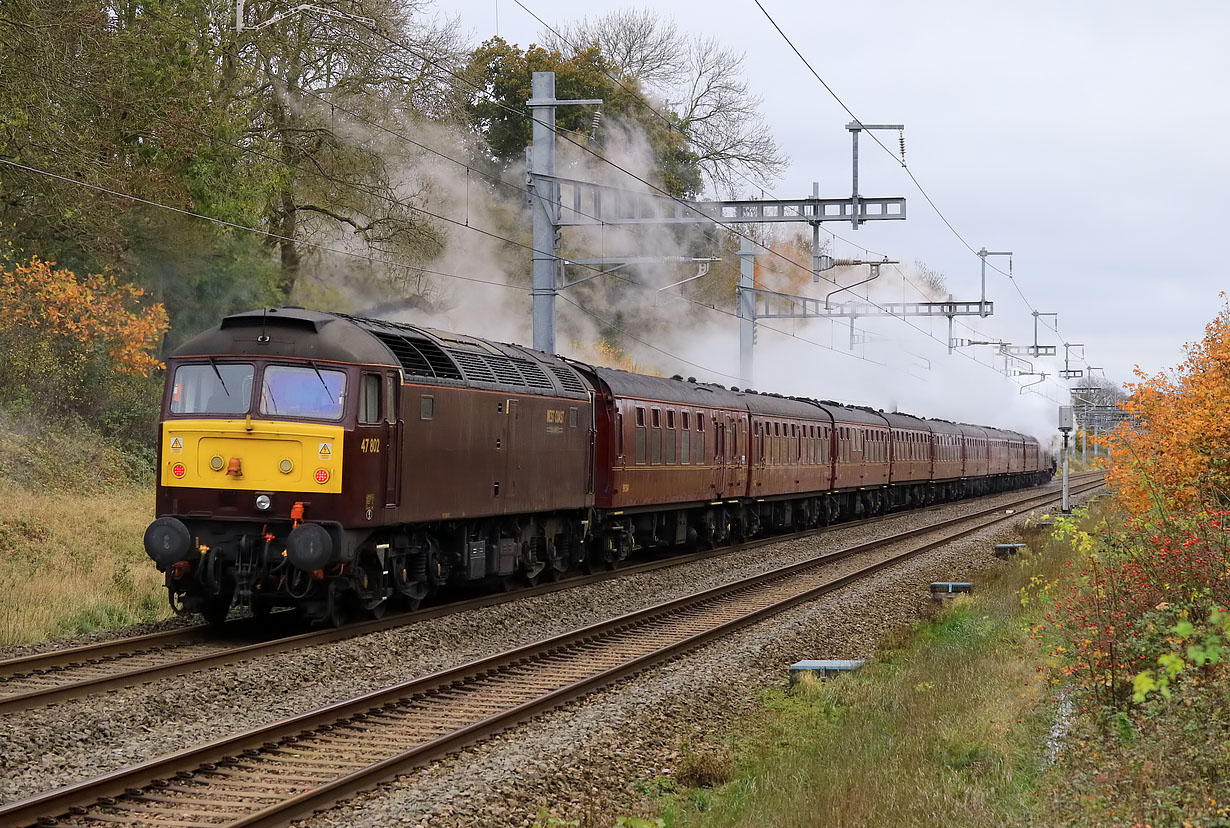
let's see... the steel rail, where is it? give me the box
[0,473,1100,714]
[0,478,1102,828]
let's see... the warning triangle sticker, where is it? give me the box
[170,437,183,453]
[318,442,332,458]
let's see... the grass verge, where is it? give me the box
[648,513,1094,828]
[0,418,167,645]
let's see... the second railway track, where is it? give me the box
[0,478,1102,828]
[0,474,1101,714]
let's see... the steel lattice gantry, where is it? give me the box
[530,172,910,384]
[526,71,912,376]
[736,287,992,357]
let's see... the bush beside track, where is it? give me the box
[0,248,169,646]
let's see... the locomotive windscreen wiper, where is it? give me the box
[208,357,231,397]
[309,360,336,404]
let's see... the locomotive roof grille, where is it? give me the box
[550,365,587,394]
[514,359,556,391]
[450,350,499,384]
[370,331,463,380]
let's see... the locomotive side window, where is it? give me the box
[420,395,434,420]
[568,407,578,428]
[386,375,398,421]
[260,365,346,420]
[359,374,381,424]
[170,363,253,415]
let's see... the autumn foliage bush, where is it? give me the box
[1104,296,1230,517]
[1027,512,1230,709]
[1029,299,1230,713]
[0,243,168,464]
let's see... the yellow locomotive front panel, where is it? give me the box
[161,418,344,495]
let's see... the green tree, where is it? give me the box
[467,37,703,198]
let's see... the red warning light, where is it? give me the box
[171,463,186,478]
[314,468,330,484]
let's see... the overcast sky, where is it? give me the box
[445,0,1228,407]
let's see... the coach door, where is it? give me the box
[713,415,727,497]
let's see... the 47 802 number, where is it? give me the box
[360,438,381,453]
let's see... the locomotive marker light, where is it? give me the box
[171,463,186,478]
[1058,405,1074,513]
[255,494,272,511]
[315,468,330,484]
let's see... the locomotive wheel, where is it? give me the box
[325,581,349,628]
[200,594,232,627]
[356,554,389,620]
[250,596,275,620]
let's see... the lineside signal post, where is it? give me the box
[1058,405,1074,513]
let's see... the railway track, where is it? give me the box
[0,477,1102,828]
[0,473,1101,715]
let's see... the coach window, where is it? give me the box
[359,374,381,424]
[650,408,662,465]
[695,414,705,464]
[681,413,691,465]
[635,407,647,465]
[617,412,624,460]
[419,394,434,421]
[665,410,677,464]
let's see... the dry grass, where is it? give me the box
[659,514,1095,828]
[0,478,166,646]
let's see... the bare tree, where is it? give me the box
[913,259,948,297]
[538,8,684,90]
[235,0,469,295]
[540,9,787,195]
[674,35,786,194]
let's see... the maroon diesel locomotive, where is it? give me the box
[143,308,1050,623]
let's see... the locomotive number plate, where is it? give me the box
[360,438,381,453]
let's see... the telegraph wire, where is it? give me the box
[752,0,1084,365]
[325,16,1062,398]
[0,155,762,381]
[10,17,1060,398]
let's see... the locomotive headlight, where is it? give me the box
[255,494,272,511]
[209,455,224,471]
[279,458,293,474]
